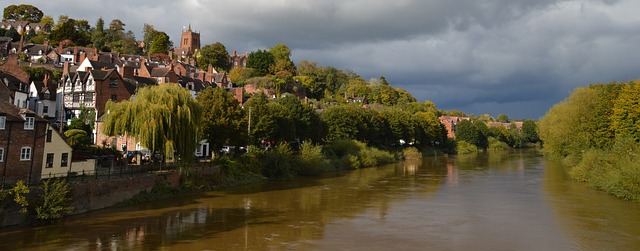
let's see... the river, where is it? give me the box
[1,150,639,250]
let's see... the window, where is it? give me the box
[85,93,94,102]
[46,153,54,168]
[24,116,34,130]
[61,153,68,167]
[73,93,80,102]
[43,106,49,114]
[0,148,4,162]
[46,129,52,142]
[111,95,118,101]
[0,115,5,130]
[109,79,118,87]
[20,147,31,160]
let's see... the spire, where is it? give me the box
[188,24,191,31]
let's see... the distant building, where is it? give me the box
[439,116,470,139]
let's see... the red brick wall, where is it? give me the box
[0,120,46,185]
[95,71,132,118]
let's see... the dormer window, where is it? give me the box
[24,115,34,130]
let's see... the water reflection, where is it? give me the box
[543,159,640,250]
[0,150,639,250]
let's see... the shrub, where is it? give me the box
[35,179,74,223]
[259,142,296,179]
[488,137,509,151]
[456,140,477,154]
[403,147,422,160]
[359,147,395,167]
[10,180,29,214]
[296,141,329,176]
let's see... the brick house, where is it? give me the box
[0,55,30,108]
[0,100,47,186]
[439,116,470,139]
[60,68,134,143]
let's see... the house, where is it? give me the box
[229,50,248,70]
[21,43,53,62]
[40,123,78,180]
[0,55,30,108]
[60,67,134,143]
[137,58,178,84]
[487,121,524,130]
[0,100,47,185]
[439,116,470,139]
[27,74,57,118]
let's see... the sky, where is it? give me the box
[6,0,640,119]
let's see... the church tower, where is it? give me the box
[180,24,200,55]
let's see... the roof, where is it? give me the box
[150,67,171,77]
[0,72,26,92]
[88,59,117,70]
[0,99,46,122]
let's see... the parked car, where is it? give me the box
[220,146,235,154]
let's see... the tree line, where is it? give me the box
[538,81,640,201]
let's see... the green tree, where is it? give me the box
[49,18,90,45]
[228,67,254,85]
[381,108,414,146]
[5,26,19,42]
[473,120,489,148]
[245,95,294,144]
[197,42,230,71]
[40,15,54,31]
[102,84,202,165]
[269,44,295,74]
[91,17,106,49]
[110,30,140,54]
[611,81,640,141]
[455,120,483,148]
[277,96,325,143]
[522,120,539,143]
[496,114,510,123]
[142,23,158,51]
[321,105,368,143]
[149,31,171,55]
[196,87,246,157]
[106,19,125,42]
[3,4,43,23]
[247,49,274,76]
[64,129,91,149]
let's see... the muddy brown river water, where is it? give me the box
[1,150,639,250]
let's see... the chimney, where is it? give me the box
[232,50,237,57]
[44,74,50,87]
[62,61,70,77]
[43,39,48,47]
[58,41,63,55]
[79,52,86,64]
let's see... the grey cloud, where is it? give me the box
[5,0,640,118]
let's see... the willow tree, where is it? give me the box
[102,84,202,165]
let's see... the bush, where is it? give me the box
[295,141,329,176]
[359,147,395,168]
[488,137,509,151]
[456,140,477,154]
[259,143,296,179]
[403,147,422,160]
[35,179,74,223]
[571,138,640,201]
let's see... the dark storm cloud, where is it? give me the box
[5,0,640,118]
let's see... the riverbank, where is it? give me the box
[1,140,430,227]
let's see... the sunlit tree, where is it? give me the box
[102,84,202,165]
